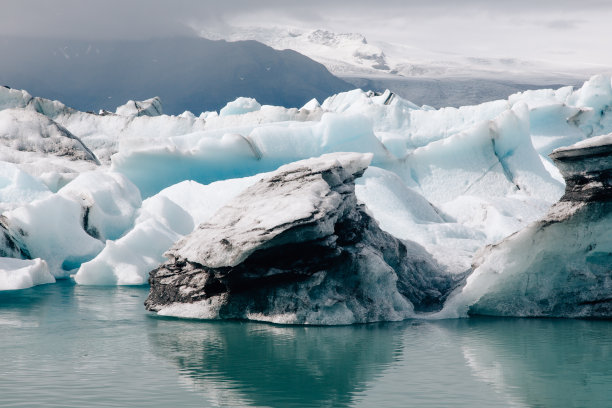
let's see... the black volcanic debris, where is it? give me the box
[0,37,353,114]
[145,153,461,323]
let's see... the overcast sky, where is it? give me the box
[2,0,612,69]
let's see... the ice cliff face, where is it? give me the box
[442,133,612,318]
[146,153,460,324]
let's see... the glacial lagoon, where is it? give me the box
[1,280,610,408]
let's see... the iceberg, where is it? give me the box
[57,171,141,241]
[73,201,190,285]
[219,97,262,116]
[0,74,610,318]
[0,161,51,213]
[115,97,163,117]
[0,108,98,163]
[74,175,263,285]
[442,133,612,318]
[3,194,104,278]
[111,111,393,198]
[1,171,138,278]
[145,153,460,324]
[0,106,100,191]
[0,257,54,291]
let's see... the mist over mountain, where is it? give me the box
[0,36,353,114]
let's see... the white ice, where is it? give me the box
[0,257,55,291]
[0,75,611,307]
[219,97,261,116]
[74,174,263,285]
[115,97,163,117]
[0,161,51,213]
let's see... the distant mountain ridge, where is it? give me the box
[200,27,390,77]
[0,36,353,115]
[199,26,587,107]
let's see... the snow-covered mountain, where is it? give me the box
[201,27,391,76]
[199,26,588,107]
[199,25,592,80]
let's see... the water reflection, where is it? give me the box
[456,318,612,408]
[0,281,74,328]
[148,319,406,407]
[0,281,207,408]
[2,282,612,407]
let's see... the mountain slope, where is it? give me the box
[0,37,353,114]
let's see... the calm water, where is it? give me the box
[1,281,611,408]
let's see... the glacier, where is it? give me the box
[0,75,611,322]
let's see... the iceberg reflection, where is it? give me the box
[147,319,404,407]
[458,318,612,408]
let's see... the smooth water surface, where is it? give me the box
[1,281,611,407]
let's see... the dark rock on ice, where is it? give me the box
[0,216,30,259]
[146,153,459,324]
[549,136,612,202]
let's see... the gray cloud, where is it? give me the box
[546,19,584,30]
[1,0,611,40]
[1,0,611,70]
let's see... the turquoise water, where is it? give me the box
[1,281,611,408]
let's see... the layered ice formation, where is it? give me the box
[145,153,459,324]
[0,74,610,320]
